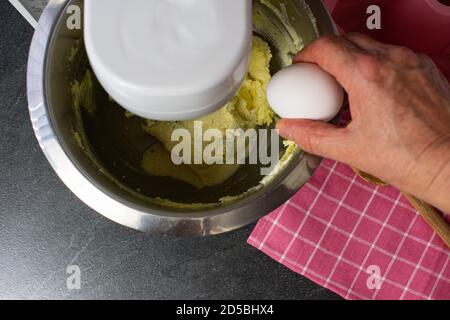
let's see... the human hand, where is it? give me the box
[277,33,450,213]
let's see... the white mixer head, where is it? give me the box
[84,0,253,121]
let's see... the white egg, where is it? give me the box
[267,63,344,121]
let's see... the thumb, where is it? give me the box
[277,119,349,161]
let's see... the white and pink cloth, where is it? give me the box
[249,160,450,299]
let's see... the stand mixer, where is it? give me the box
[84,0,343,121]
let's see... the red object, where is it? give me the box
[324,0,450,81]
[248,160,450,300]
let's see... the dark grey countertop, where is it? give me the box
[0,2,339,300]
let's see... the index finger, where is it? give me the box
[294,35,363,91]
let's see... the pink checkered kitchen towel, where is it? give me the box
[248,160,450,300]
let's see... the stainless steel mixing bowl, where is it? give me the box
[27,0,336,236]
